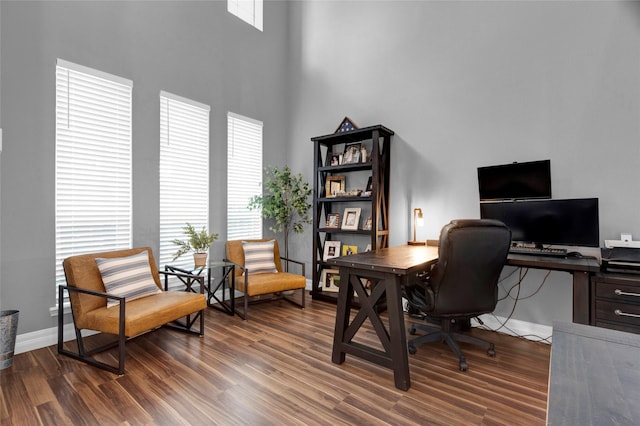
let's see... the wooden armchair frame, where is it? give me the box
[57,247,206,375]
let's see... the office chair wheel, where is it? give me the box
[459,360,468,371]
[409,325,417,335]
[408,343,417,355]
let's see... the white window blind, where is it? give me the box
[159,92,210,270]
[227,112,263,240]
[55,59,133,297]
[228,0,263,31]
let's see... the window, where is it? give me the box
[228,0,263,31]
[159,92,210,270]
[227,112,263,240]
[55,59,132,298]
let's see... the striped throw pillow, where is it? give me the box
[95,251,162,308]
[242,240,278,275]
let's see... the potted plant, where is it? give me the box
[171,223,219,267]
[248,166,312,261]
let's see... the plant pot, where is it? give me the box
[1,310,19,370]
[193,253,208,268]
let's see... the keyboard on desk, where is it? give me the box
[509,246,567,258]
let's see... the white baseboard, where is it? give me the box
[15,322,95,355]
[15,291,550,355]
[474,315,553,344]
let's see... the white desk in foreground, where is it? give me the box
[547,321,640,425]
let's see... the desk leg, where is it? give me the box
[331,268,411,391]
[331,267,353,364]
[387,275,410,391]
[572,272,590,325]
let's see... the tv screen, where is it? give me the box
[480,198,600,247]
[478,160,551,201]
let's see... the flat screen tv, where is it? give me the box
[480,198,600,247]
[478,160,551,201]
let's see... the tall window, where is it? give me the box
[227,112,263,240]
[55,59,132,297]
[159,92,210,269]
[228,0,263,31]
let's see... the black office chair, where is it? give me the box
[405,219,511,371]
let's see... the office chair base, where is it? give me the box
[408,322,495,371]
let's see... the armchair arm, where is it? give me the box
[223,259,246,274]
[61,284,125,304]
[280,257,306,276]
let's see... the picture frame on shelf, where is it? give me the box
[342,245,358,256]
[342,142,362,164]
[327,153,341,167]
[323,241,341,261]
[363,216,372,230]
[366,176,373,192]
[341,207,361,230]
[326,213,340,229]
[320,268,341,292]
[325,176,346,198]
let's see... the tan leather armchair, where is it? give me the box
[57,247,206,375]
[225,239,306,320]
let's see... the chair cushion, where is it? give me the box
[242,240,278,274]
[238,272,307,296]
[79,291,206,337]
[95,251,162,308]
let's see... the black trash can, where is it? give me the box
[0,310,19,370]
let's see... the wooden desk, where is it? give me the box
[547,321,640,425]
[506,254,600,324]
[329,245,439,391]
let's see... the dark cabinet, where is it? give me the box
[310,125,393,303]
[591,272,640,334]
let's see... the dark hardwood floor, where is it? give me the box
[1,294,551,425]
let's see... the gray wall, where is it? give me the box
[0,1,292,333]
[287,1,640,327]
[2,1,639,337]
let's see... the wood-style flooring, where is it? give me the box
[1,294,551,425]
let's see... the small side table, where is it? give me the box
[164,262,236,316]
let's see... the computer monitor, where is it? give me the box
[480,198,600,247]
[477,160,551,201]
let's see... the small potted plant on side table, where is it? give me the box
[172,223,219,267]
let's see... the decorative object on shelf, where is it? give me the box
[321,268,341,291]
[172,223,219,267]
[364,244,372,252]
[323,241,342,261]
[363,216,373,230]
[360,146,367,163]
[326,213,341,229]
[325,176,346,198]
[408,208,426,246]
[334,116,358,133]
[341,207,361,230]
[248,166,312,260]
[342,245,358,256]
[342,142,362,164]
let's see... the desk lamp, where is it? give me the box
[408,208,426,245]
